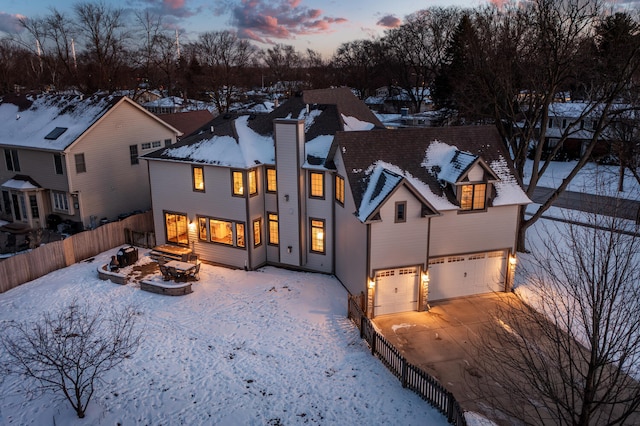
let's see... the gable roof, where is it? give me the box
[144,88,384,167]
[335,125,530,218]
[156,110,215,139]
[0,94,180,152]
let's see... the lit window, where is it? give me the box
[248,169,257,196]
[395,201,406,223]
[236,223,245,248]
[75,153,86,173]
[232,171,244,196]
[310,172,324,198]
[266,168,277,193]
[268,213,279,245]
[310,219,325,253]
[335,175,345,204]
[198,217,207,240]
[164,212,188,245]
[210,219,233,245]
[460,183,487,211]
[253,218,262,247]
[193,166,205,192]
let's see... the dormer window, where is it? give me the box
[460,183,487,211]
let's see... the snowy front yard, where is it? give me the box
[0,250,447,425]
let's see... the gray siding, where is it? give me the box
[369,185,429,274]
[429,205,519,257]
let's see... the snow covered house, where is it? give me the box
[144,88,529,316]
[0,94,181,231]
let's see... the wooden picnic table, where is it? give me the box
[162,260,199,281]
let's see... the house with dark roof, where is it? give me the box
[144,88,530,316]
[0,94,181,231]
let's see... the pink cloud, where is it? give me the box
[376,15,401,28]
[231,0,348,42]
[164,0,186,9]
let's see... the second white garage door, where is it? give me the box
[374,267,419,316]
[428,250,507,301]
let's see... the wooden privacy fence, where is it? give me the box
[0,211,154,294]
[347,295,467,426]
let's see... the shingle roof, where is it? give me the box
[156,110,215,139]
[335,125,528,216]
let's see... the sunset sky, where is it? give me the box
[0,0,486,58]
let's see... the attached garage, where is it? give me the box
[374,266,420,316]
[427,250,507,301]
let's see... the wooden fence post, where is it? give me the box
[401,358,408,388]
[447,390,454,423]
[371,330,376,356]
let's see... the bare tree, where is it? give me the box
[1,301,142,419]
[470,185,640,425]
[263,44,303,94]
[331,39,383,99]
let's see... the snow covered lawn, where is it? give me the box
[0,250,447,425]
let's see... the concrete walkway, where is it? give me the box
[373,293,518,425]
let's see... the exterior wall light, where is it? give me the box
[368,278,375,289]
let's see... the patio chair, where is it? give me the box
[168,266,185,282]
[159,264,170,281]
[191,263,201,281]
[187,253,199,264]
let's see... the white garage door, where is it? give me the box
[428,250,507,301]
[374,267,419,316]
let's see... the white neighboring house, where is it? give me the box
[144,88,530,316]
[0,93,181,231]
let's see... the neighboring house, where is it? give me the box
[144,88,529,316]
[143,96,213,115]
[0,93,181,231]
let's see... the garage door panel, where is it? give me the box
[375,267,419,316]
[428,251,506,301]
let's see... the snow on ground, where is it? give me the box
[0,250,448,425]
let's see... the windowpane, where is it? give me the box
[52,191,69,213]
[310,219,325,253]
[460,184,486,211]
[210,219,233,245]
[253,219,261,247]
[310,172,324,198]
[5,149,20,172]
[193,166,205,191]
[267,168,277,192]
[165,212,188,244]
[335,175,344,204]
[460,185,473,210]
[268,213,279,245]
[129,145,139,165]
[198,217,207,240]
[54,154,64,174]
[233,171,244,195]
[164,139,172,147]
[395,201,406,223]
[473,184,486,210]
[30,195,39,218]
[75,153,86,173]
[249,169,257,195]
[236,223,245,247]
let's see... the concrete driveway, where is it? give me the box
[373,292,518,425]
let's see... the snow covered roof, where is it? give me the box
[0,93,179,152]
[1,175,41,190]
[144,88,385,168]
[335,126,530,219]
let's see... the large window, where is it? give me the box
[164,212,188,245]
[335,175,345,205]
[53,153,64,174]
[248,169,257,196]
[266,168,277,193]
[309,172,324,198]
[197,216,246,249]
[253,218,262,247]
[210,219,233,244]
[4,149,20,172]
[75,153,86,173]
[310,218,325,254]
[29,195,39,219]
[232,171,244,196]
[460,183,487,211]
[268,213,279,245]
[52,191,70,213]
[193,166,205,192]
[130,145,139,165]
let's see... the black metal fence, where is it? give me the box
[347,295,467,426]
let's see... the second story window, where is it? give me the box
[395,201,407,223]
[193,166,205,192]
[310,172,324,198]
[248,169,257,196]
[4,149,20,172]
[266,168,277,193]
[335,175,345,205]
[53,153,64,174]
[460,183,487,211]
[75,153,86,173]
[232,170,244,196]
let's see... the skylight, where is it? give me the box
[44,127,68,140]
